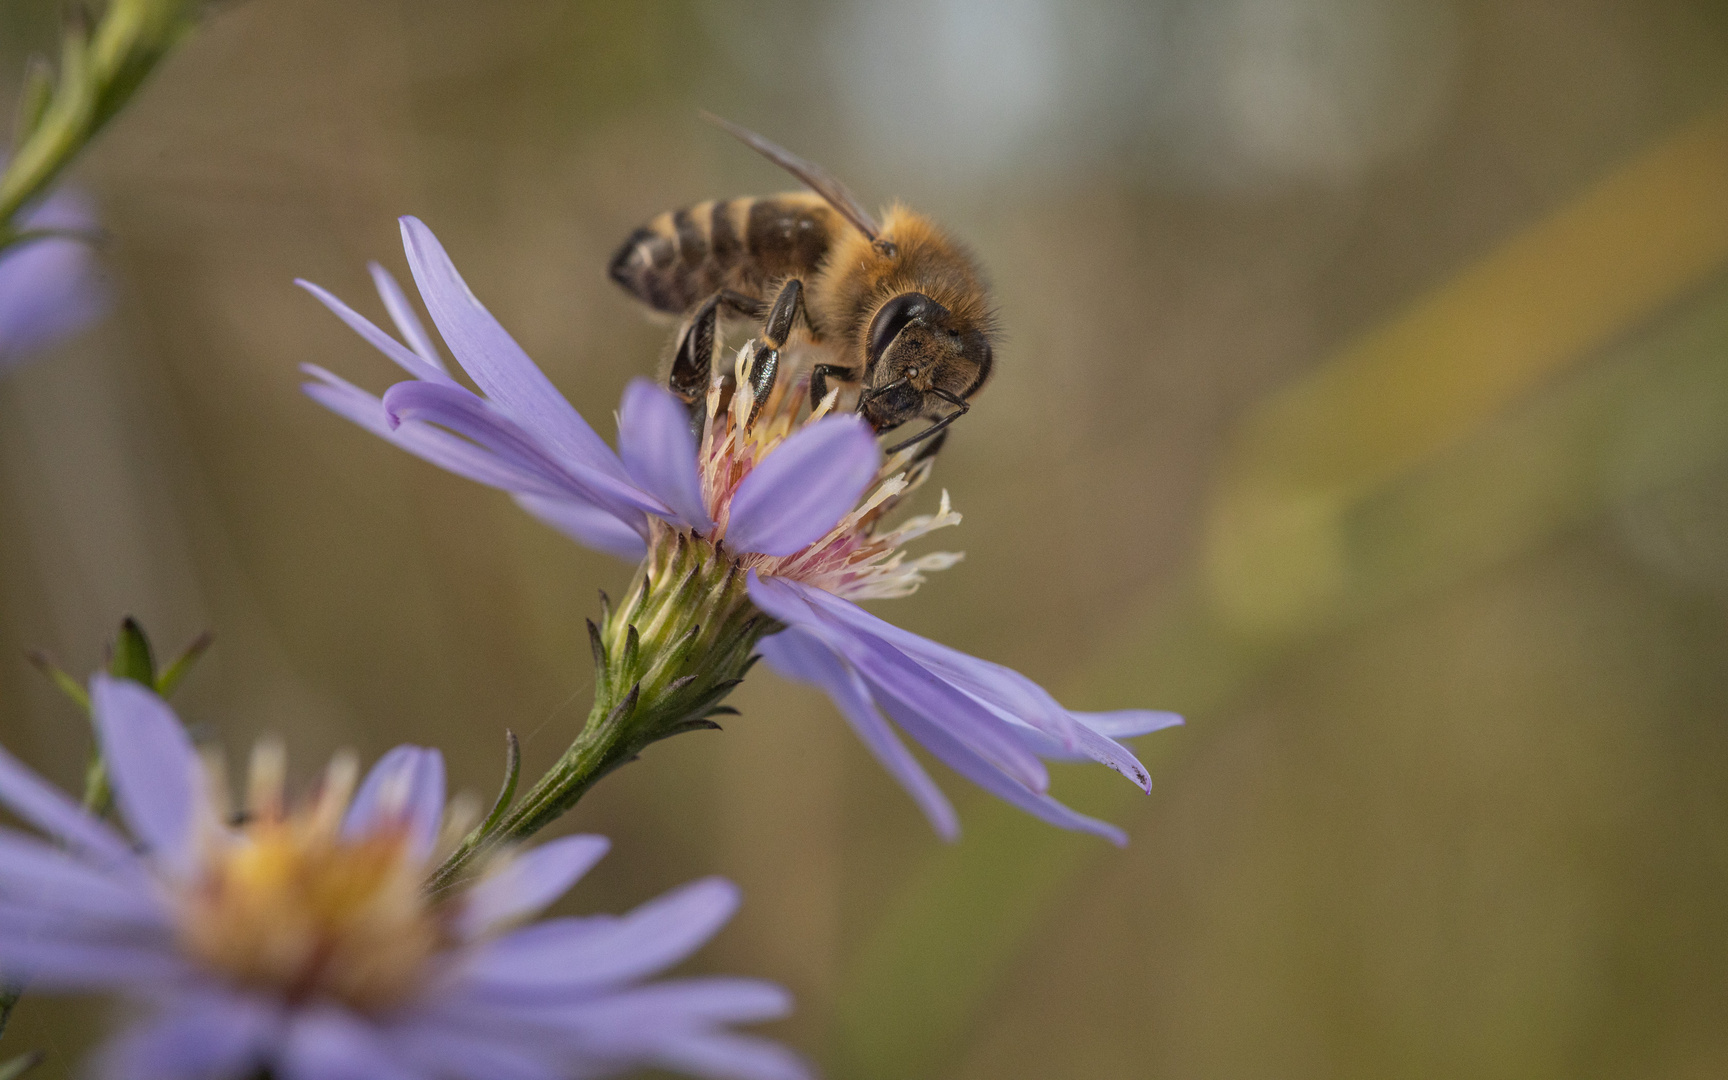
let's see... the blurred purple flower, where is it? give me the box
[300,216,1181,845]
[0,675,810,1080]
[0,189,108,373]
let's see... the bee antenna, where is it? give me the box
[700,111,884,244]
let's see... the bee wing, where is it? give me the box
[701,112,883,242]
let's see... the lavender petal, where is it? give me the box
[991,708,1154,791]
[1014,709,1184,764]
[94,991,277,1080]
[385,1023,561,1080]
[0,189,108,372]
[343,746,445,861]
[618,378,714,531]
[303,366,588,499]
[759,630,959,840]
[774,578,1156,791]
[383,380,665,525]
[369,262,448,373]
[747,576,1048,793]
[456,834,611,940]
[725,415,880,556]
[646,1033,815,1080]
[295,279,455,386]
[513,494,649,561]
[397,217,627,482]
[783,580,1076,739]
[0,827,165,924]
[0,742,133,864]
[467,877,740,999]
[560,977,794,1027]
[91,675,207,879]
[0,937,188,990]
[282,1006,425,1080]
[876,693,1129,846]
[1073,709,1185,739]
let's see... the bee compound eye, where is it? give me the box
[866,292,949,369]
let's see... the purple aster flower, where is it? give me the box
[299,217,1180,846]
[0,188,108,373]
[0,675,810,1080]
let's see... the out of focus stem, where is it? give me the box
[0,0,199,252]
[429,530,774,890]
[0,992,17,1046]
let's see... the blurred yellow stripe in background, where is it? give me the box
[1206,101,1728,634]
[837,100,1728,1080]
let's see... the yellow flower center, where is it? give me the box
[177,818,443,1013]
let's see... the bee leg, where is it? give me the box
[718,289,767,319]
[746,278,811,425]
[911,428,948,463]
[759,279,808,350]
[670,295,724,405]
[809,363,859,411]
[670,290,767,406]
[884,389,968,455]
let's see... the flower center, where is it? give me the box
[694,345,964,600]
[176,819,442,1012]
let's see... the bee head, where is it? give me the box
[860,292,993,433]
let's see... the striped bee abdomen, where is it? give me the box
[607,192,840,315]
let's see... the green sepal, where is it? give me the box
[81,751,111,816]
[155,631,212,697]
[428,528,783,868]
[479,730,522,834]
[427,730,521,893]
[24,651,89,711]
[108,616,155,687]
[662,718,724,736]
[586,619,608,701]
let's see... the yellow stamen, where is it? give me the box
[181,747,450,1013]
[246,738,286,823]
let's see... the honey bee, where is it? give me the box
[608,114,996,455]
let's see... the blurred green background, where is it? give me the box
[4,1,1728,1077]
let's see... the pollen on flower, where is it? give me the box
[175,746,450,1013]
[698,344,964,600]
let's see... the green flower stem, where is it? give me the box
[430,531,775,890]
[0,0,198,252]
